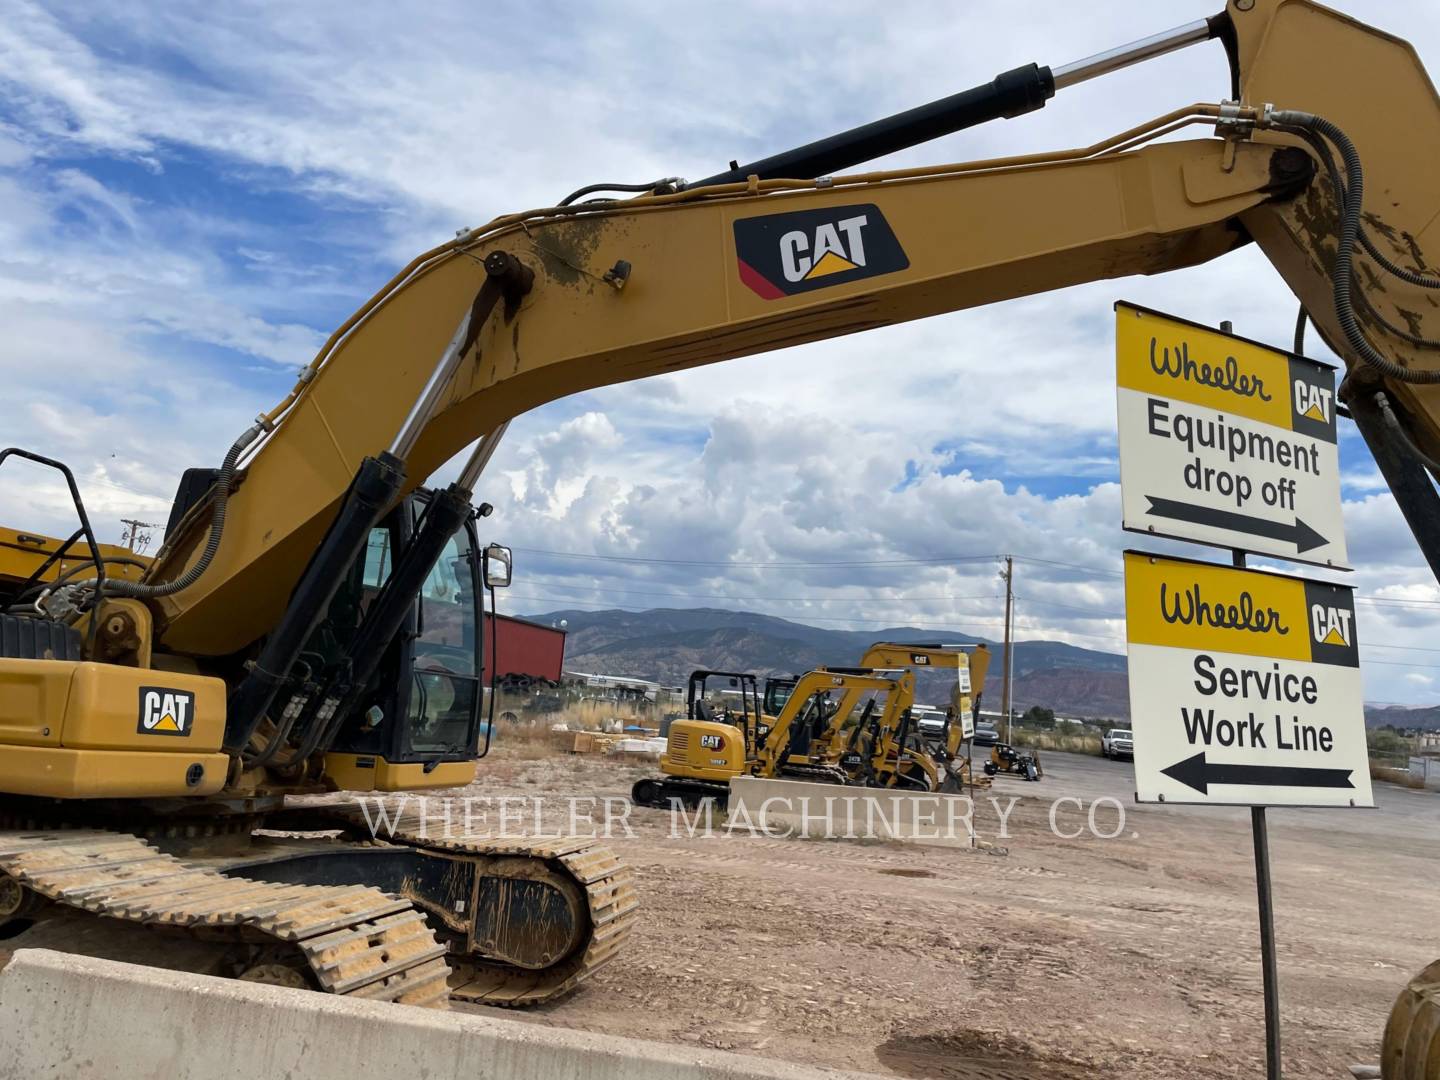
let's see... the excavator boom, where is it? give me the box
[148,1,1440,677]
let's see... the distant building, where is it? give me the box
[485,613,566,686]
[562,671,662,702]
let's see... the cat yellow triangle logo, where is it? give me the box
[804,250,858,279]
[1302,403,1327,422]
[1320,627,1347,646]
[139,687,195,736]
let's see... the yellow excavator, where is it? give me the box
[635,645,984,808]
[632,667,911,809]
[849,643,991,792]
[5,0,1440,1056]
[762,643,991,790]
[0,466,638,1006]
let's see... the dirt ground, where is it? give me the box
[447,743,1440,1080]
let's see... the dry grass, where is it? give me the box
[497,696,652,729]
[488,700,661,760]
[1011,730,1103,756]
[1370,762,1424,788]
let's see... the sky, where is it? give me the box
[2,1,1439,704]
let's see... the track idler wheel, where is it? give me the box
[1383,959,1440,1079]
[473,857,588,970]
[632,778,664,809]
[0,875,46,928]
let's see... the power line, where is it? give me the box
[506,592,1132,647]
[519,544,1440,618]
[508,594,1012,625]
[1356,595,1440,609]
[516,578,1440,656]
[510,587,1440,672]
[523,579,1004,604]
[1015,594,1123,618]
[1014,555,1124,578]
[516,547,1007,569]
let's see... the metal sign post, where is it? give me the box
[1232,545,1282,1080]
[1116,311,1372,1080]
[1221,316,1282,1080]
[1251,801,1282,1080]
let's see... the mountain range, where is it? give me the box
[524,606,1440,728]
[524,606,1132,718]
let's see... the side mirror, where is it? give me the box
[482,543,513,588]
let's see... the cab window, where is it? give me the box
[407,530,480,755]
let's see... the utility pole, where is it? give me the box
[999,555,1014,742]
[119,519,159,555]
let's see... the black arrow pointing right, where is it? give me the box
[1161,751,1355,796]
[1145,496,1327,554]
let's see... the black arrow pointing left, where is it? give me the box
[1161,751,1354,795]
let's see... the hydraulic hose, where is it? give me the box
[103,423,264,599]
[558,178,683,206]
[1282,132,1440,351]
[1264,109,1440,384]
[1375,391,1440,476]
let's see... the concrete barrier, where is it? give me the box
[0,948,887,1080]
[728,776,982,848]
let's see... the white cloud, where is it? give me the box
[0,0,1438,704]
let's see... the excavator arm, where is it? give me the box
[854,642,990,756]
[756,671,900,779]
[133,0,1440,767]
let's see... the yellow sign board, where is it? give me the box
[1115,302,1347,568]
[1123,551,1369,807]
[1123,552,1355,666]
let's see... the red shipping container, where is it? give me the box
[482,613,566,686]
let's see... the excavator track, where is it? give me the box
[0,809,639,1010]
[310,801,639,1007]
[0,828,453,1007]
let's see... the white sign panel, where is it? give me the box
[1125,551,1372,808]
[1116,302,1349,570]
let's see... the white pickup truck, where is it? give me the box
[1101,728,1134,760]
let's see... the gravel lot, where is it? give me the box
[455,744,1440,1079]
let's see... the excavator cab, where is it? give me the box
[762,675,796,720]
[325,490,507,791]
[656,670,762,782]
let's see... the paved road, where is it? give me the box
[991,747,1440,844]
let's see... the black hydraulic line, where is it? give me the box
[1375,391,1440,476]
[2,526,83,609]
[683,17,1221,190]
[7,556,150,612]
[237,256,529,764]
[1267,112,1440,384]
[1286,135,1440,351]
[1345,388,1440,583]
[687,63,1056,189]
[103,423,261,600]
[224,451,406,754]
[250,483,473,768]
[1354,285,1440,350]
[558,179,681,206]
[477,571,499,760]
